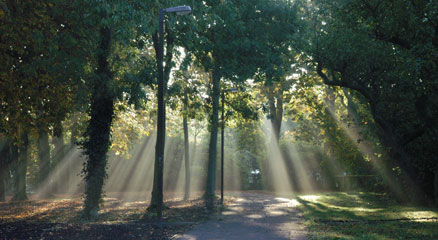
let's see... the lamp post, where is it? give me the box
[153,5,191,220]
[221,88,237,205]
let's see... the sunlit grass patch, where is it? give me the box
[297,192,438,239]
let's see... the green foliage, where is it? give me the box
[1,0,437,220]
[0,1,80,139]
[110,102,151,159]
[298,0,438,202]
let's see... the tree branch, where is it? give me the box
[316,62,374,104]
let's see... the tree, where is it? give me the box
[300,0,438,203]
[0,135,11,201]
[169,59,206,200]
[37,128,50,187]
[77,0,153,218]
[12,130,29,201]
[81,25,115,218]
[148,1,183,213]
[0,0,80,201]
[182,0,295,210]
[252,0,297,143]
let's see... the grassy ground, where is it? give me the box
[296,192,438,240]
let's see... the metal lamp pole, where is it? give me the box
[221,88,237,205]
[153,5,191,220]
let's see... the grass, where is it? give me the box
[296,192,438,240]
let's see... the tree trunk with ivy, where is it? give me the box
[82,27,114,219]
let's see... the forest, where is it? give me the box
[0,0,437,239]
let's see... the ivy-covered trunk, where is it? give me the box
[82,27,114,219]
[183,98,190,200]
[13,132,29,201]
[205,70,221,210]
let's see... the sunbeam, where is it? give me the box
[35,147,85,199]
[106,133,156,201]
[261,118,295,196]
[224,129,242,193]
[323,95,404,195]
[283,142,315,192]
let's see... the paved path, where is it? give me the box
[173,193,307,240]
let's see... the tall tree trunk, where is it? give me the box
[265,84,284,191]
[434,170,438,206]
[267,85,283,143]
[149,28,165,213]
[53,125,66,167]
[37,130,51,186]
[13,132,29,201]
[68,115,79,194]
[205,69,221,210]
[52,125,66,193]
[183,98,190,200]
[0,166,5,202]
[148,20,175,214]
[190,131,198,192]
[82,27,114,219]
[70,113,80,146]
[9,140,18,195]
[191,126,199,163]
[0,137,9,202]
[0,149,7,202]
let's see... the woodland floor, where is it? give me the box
[0,194,213,240]
[2,191,436,239]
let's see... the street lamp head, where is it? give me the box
[164,6,192,15]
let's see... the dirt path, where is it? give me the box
[173,192,307,240]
